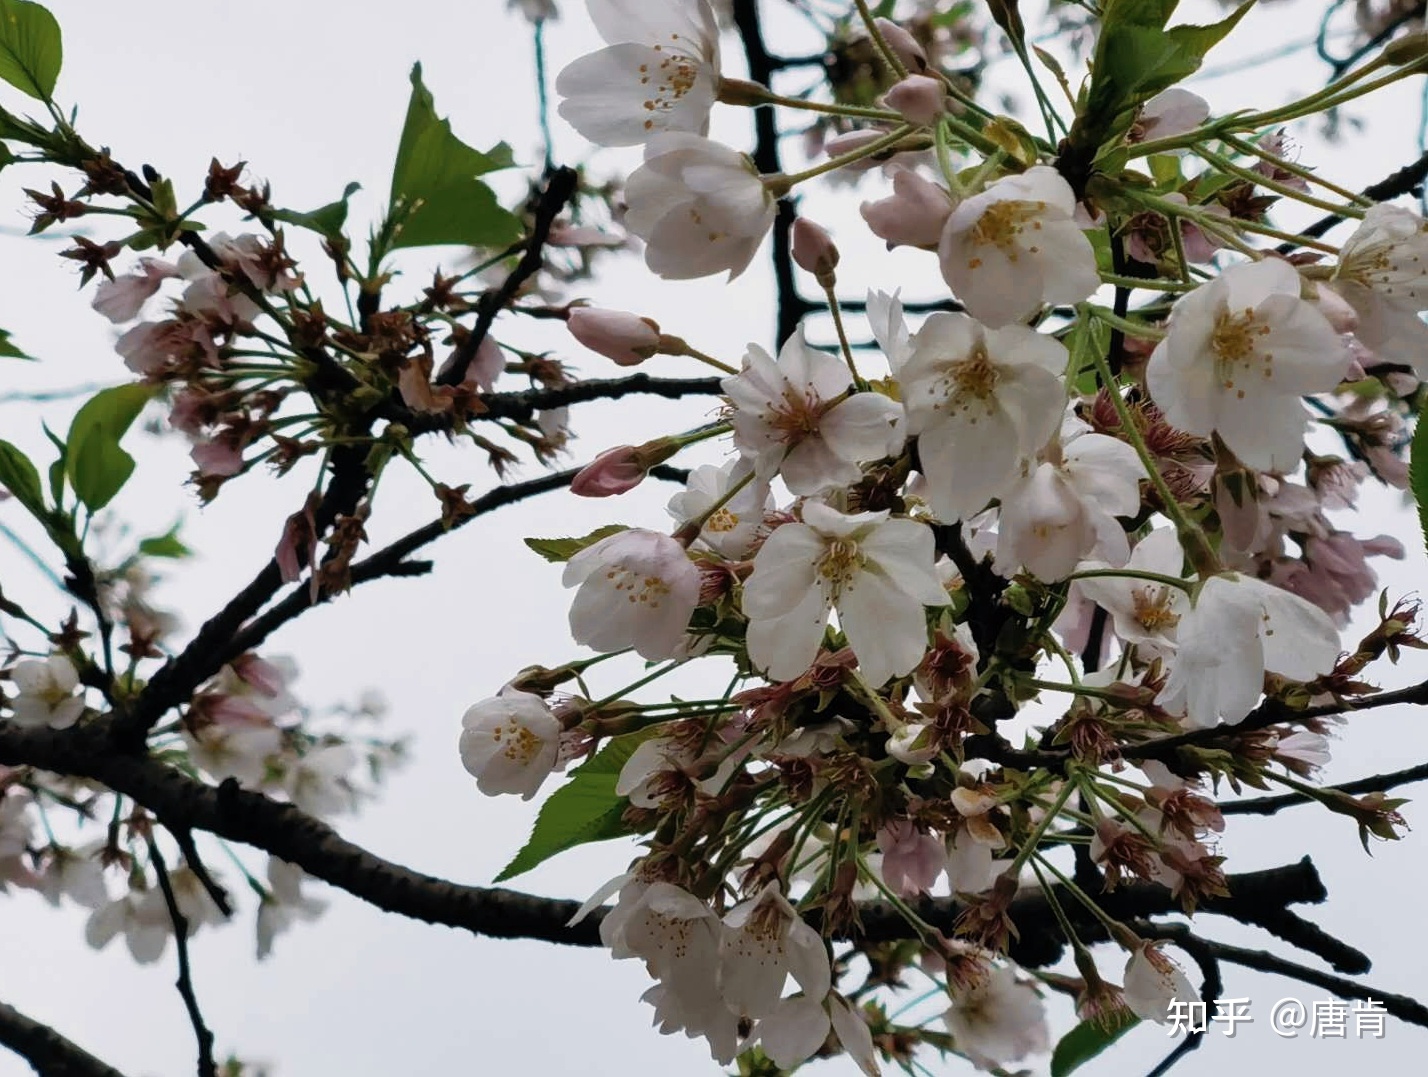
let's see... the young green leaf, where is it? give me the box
[494,729,655,882]
[525,524,629,564]
[138,522,191,559]
[1410,411,1428,557]
[0,0,62,101]
[0,326,32,359]
[381,63,522,253]
[1050,1012,1141,1077]
[65,382,157,512]
[268,181,361,241]
[0,437,45,518]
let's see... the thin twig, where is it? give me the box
[1222,761,1428,816]
[146,836,217,1077]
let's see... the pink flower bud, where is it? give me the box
[874,18,928,73]
[571,445,648,498]
[568,308,661,366]
[860,169,952,249]
[791,218,839,285]
[883,74,945,126]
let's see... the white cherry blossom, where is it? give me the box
[556,0,721,147]
[900,311,1068,522]
[944,964,1050,1071]
[995,423,1142,581]
[938,166,1100,327]
[601,879,739,1063]
[1147,258,1352,472]
[1330,203,1428,376]
[564,529,701,660]
[720,883,830,1018]
[743,502,947,685]
[667,461,772,559]
[256,857,327,959]
[723,330,905,495]
[1157,573,1341,729]
[1123,944,1199,1023]
[1074,528,1191,656]
[459,689,562,800]
[624,133,775,280]
[8,655,85,729]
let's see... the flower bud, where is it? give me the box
[860,169,952,249]
[571,446,648,498]
[791,217,839,287]
[1383,31,1428,67]
[567,307,661,366]
[824,129,893,172]
[874,17,928,73]
[883,74,945,126]
[570,436,681,499]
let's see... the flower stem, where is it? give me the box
[770,125,918,190]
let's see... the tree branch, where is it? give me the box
[1222,761,1428,816]
[147,837,217,1077]
[436,165,579,386]
[0,1000,130,1077]
[0,722,1333,961]
[1139,922,1428,1028]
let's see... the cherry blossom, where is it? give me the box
[1074,528,1191,656]
[876,820,947,897]
[564,529,701,660]
[995,422,1143,581]
[719,883,830,1018]
[1158,573,1341,729]
[1329,203,1428,375]
[1147,258,1352,472]
[900,311,1068,522]
[938,166,1101,328]
[666,460,771,559]
[861,169,954,250]
[944,964,1050,1071]
[723,330,905,494]
[567,307,661,365]
[459,690,563,800]
[556,0,721,147]
[8,655,85,729]
[1123,944,1199,1023]
[624,133,775,280]
[742,501,947,685]
[256,858,327,959]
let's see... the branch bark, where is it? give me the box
[0,1000,130,1077]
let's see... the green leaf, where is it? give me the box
[495,729,656,882]
[0,438,44,517]
[1086,0,1250,127]
[382,63,522,252]
[269,181,361,241]
[0,326,32,359]
[65,382,156,512]
[0,0,61,101]
[40,421,65,504]
[138,522,190,559]
[1050,1013,1141,1077]
[524,524,629,564]
[1410,411,1428,558]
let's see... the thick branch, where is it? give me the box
[0,999,129,1077]
[0,723,1330,960]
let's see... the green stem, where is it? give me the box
[1066,568,1194,593]
[1193,145,1366,219]
[770,125,918,190]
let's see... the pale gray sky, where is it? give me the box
[1,2,1426,1075]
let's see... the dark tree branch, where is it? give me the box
[1282,147,1428,249]
[110,442,376,750]
[437,166,579,386]
[408,374,724,435]
[146,837,217,1077]
[0,722,1332,961]
[0,1000,130,1077]
[1223,761,1428,816]
[1140,922,1428,1028]
[733,0,812,346]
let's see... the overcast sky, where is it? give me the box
[2,2,1427,1075]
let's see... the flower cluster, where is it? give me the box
[450,2,1428,1071]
